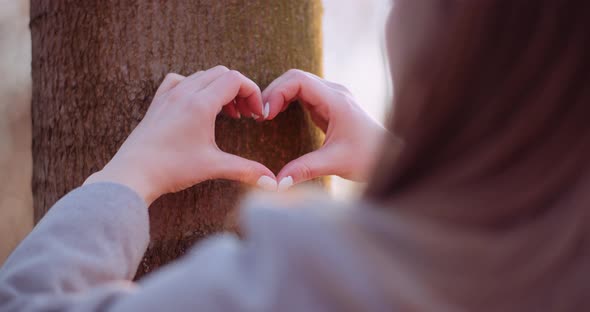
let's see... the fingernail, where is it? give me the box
[236,111,241,119]
[263,102,270,119]
[257,176,278,192]
[278,176,294,192]
[252,113,260,120]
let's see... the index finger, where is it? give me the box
[198,70,264,116]
[262,70,337,120]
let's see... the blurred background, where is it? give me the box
[0,0,391,263]
[0,0,32,265]
[323,0,392,198]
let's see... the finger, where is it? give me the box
[261,71,296,117]
[154,73,185,98]
[276,145,341,191]
[295,71,350,93]
[198,70,263,116]
[263,69,336,121]
[214,152,277,191]
[221,100,241,119]
[175,65,230,94]
[262,68,301,98]
[235,97,255,120]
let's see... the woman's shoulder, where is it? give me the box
[228,191,408,310]
[240,190,355,234]
[236,190,374,262]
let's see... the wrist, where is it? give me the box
[84,161,159,205]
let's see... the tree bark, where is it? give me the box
[31,0,324,277]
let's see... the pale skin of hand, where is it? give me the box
[84,66,277,205]
[262,69,389,190]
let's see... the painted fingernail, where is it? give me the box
[257,176,278,192]
[263,102,270,119]
[252,113,260,120]
[278,176,294,192]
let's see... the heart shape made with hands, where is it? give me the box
[110,66,381,205]
[90,67,378,204]
[143,67,324,195]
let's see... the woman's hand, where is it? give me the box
[263,69,389,190]
[85,66,277,204]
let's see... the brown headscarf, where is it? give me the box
[365,1,590,310]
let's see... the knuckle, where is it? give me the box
[227,70,242,80]
[334,83,351,93]
[165,73,183,82]
[287,68,305,78]
[287,70,313,87]
[213,65,229,72]
[334,89,352,100]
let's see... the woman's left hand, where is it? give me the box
[85,66,277,205]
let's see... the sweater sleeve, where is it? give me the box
[0,183,297,312]
[0,183,150,311]
[0,186,378,312]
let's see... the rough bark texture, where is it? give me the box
[31,0,324,277]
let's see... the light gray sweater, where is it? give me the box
[0,183,434,311]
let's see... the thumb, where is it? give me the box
[276,145,339,191]
[214,152,278,191]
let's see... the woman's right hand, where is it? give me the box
[263,69,390,190]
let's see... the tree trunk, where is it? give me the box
[31,0,324,277]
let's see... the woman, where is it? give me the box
[2,1,590,311]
